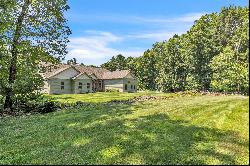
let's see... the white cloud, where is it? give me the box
[65,12,206,65]
[68,12,205,25]
[127,31,185,41]
[177,13,205,22]
[134,13,205,24]
[66,31,144,66]
[66,29,191,65]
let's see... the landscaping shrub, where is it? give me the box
[13,99,60,114]
[35,100,60,114]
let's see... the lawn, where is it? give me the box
[46,91,172,103]
[0,92,249,165]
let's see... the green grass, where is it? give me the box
[0,92,249,165]
[46,91,172,103]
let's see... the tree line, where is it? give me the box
[101,6,249,95]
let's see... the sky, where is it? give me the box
[65,0,249,66]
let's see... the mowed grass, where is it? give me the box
[0,92,249,165]
[46,91,171,103]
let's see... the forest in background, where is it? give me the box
[101,6,249,95]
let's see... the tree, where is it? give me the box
[210,47,249,94]
[215,6,248,47]
[67,58,77,65]
[185,13,219,91]
[125,56,136,73]
[0,0,71,110]
[155,34,194,92]
[101,54,127,71]
[135,49,158,90]
[210,16,249,94]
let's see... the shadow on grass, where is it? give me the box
[0,100,248,165]
[54,102,248,165]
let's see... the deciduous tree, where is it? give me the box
[0,0,71,110]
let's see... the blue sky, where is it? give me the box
[65,0,249,65]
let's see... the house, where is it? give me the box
[41,64,137,94]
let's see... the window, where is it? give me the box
[128,81,130,83]
[78,82,82,89]
[134,85,136,90]
[125,84,127,90]
[61,82,64,90]
[40,67,46,73]
[131,85,133,89]
[87,83,90,89]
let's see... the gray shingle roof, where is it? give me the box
[73,65,109,79]
[101,70,130,79]
[41,64,133,80]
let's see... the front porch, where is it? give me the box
[92,79,104,92]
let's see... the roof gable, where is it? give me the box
[72,72,91,80]
[73,65,109,79]
[124,73,135,79]
[50,66,79,79]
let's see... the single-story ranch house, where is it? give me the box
[41,64,137,94]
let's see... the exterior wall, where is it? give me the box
[43,68,138,94]
[73,75,93,93]
[104,79,124,92]
[46,67,80,94]
[48,79,73,94]
[123,78,137,92]
[103,73,137,93]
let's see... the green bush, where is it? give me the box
[11,97,60,114]
[35,100,60,114]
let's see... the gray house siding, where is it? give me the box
[42,66,137,94]
[104,78,137,92]
[104,79,124,92]
[123,78,137,92]
[73,79,93,93]
[48,79,73,94]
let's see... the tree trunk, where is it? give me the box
[4,0,31,110]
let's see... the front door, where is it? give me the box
[92,80,103,92]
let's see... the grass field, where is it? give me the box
[46,91,172,103]
[0,92,249,165]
